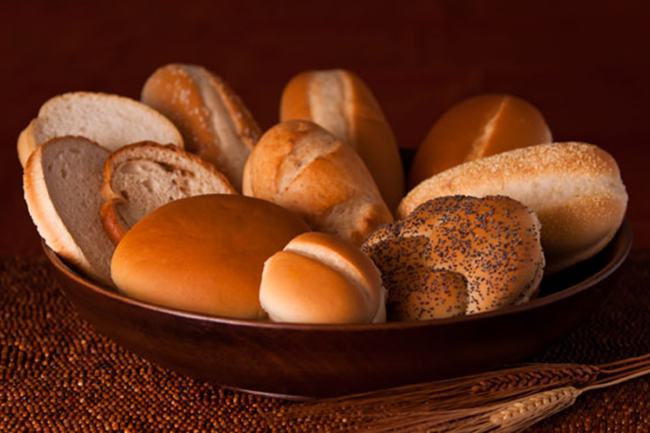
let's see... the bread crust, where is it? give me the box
[100,141,237,244]
[280,69,404,211]
[242,120,393,246]
[260,232,386,324]
[399,142,628,274]
[408,94,552,189]
[365,195,545,319]
[141,64,261,191]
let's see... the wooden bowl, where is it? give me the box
[43,221,632,399]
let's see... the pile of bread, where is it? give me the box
[20,64,628,324]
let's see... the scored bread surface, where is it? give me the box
[141,64,261,191]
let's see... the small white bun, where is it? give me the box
[260,232,386,324]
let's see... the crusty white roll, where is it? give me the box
[111,194,310,319]
[280,69,404,210]
[398,142,628,274]
[242,120,393,247]
[260,232,386,324]
[364,195,545,319]
[407,94,552,189]
[141,63,262,191]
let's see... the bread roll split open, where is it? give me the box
[260,232,386,324]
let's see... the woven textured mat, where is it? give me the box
[1,252,649,432]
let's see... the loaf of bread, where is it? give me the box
[280,69,404,210]
[242,120,393,246]
[398,142,628,274]
[364,195,545,320]
[260,232,386,324]
[18,92,184,168]
[408,94,552,189]
[100,142,237,244]
[141,64,262,191]
[111,195,310,319]
[23,136,115,286]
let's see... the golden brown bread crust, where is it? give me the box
[364,195,545,319]
[280,70,405,211]
[141,64,261,191]
[399,142,628,274]
[242,120,393,246]
[408,94,552,189]
[100,141,237,244]
[110,195,310,319]
[386,268,468,321]
[260,232,386,324]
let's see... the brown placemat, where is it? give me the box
[1,252,649,432]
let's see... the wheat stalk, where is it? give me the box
[274,353,650,433]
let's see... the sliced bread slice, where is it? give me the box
[101,142,238,244]
[17,91,184,167]
[23,136,115,286]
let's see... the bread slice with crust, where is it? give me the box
[101,142,237,244]
[17,91,184,167]
[23,136,115,286]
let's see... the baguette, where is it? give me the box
[398,142,628,274]
[141,63,262,191]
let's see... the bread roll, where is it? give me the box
[364,195,545,318]
[280,69,404,210]
[408,94,551,189]
[100,141,237,244]
[242,120,393,246]
[111,195,310,319]
[23,137,115,286]
[141,63,262,191]
[260,232,386,324]
[18,92,184,168]
[398,142,628,274]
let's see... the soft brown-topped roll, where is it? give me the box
[141,63,261,191]
[280,69,404,210]
[407,94,552,189]
[398,142,628,274]
[364,195,545,320]
[242,120,393,246]
[260,232,386,324]
[111,194,310,319]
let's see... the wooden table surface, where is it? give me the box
[2,0,649,255]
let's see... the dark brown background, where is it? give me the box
[2,0,649,255]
